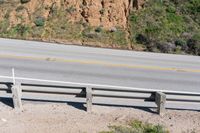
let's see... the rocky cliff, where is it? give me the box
[0,0,144,29]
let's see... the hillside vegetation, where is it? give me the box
[0,0,199,55]
[129,0,200,55]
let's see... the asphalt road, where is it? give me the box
[0,38,200,92]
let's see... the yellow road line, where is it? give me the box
[0,54,200,73]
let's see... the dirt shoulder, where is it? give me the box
[0,100,199,133]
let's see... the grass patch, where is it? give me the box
[6,24,30,38]
[43,9,82,41]
[82,26,128,48]
[100,120,169,133]
[0,19,9,34]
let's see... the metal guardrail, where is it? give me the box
[0,71,200,115]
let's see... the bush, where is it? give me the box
[146,41,159,52]
[15,24,29,35]
[166,6,176,13]
[135,34,149,44]
[192,33,200,41]
[95,27,102,33]
[186,0,200,15]
[157,42,176,53]
[175,39,188,51]
[130,14,138,23]
[175,39,186,46]
[187,38,200,55]
[34,17,45,27]
[4,24,30,38]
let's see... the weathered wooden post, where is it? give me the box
[86,86,92,112]
[155,92,166,115]
[11,83,23,110]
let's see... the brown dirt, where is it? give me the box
[0,101,199,133]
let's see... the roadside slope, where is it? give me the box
[0,0,199,55]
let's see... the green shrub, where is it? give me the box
[130,15,138,23]
[5,24,30,38]
[135,34,149,44]
[192,33,200,41]
[166,5,176,13]
[157,42,176,53]
[175,39,187,47]
[100,120,169,133]
[34,17,45,27]
[187,39,200,55]
[95,27,102,33]
[186,0,200,15]
[14,24,30,36]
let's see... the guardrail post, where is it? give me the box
[11,83,23,110]
[86,86,92,112]
[155,92,166,115]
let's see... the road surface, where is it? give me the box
[0,38,200,92]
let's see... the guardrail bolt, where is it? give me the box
[86,87,92,112]
[155,92,166,115]
[11,83,23,111]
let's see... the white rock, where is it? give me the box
[1,118,7,122]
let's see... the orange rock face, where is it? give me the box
[63,0,130,29]
[1,0,145,29]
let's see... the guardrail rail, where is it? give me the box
[0,70,200,115]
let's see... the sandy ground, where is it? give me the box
[0,99,199,133]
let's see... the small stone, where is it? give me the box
[1,118,7,122]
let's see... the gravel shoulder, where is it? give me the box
[0,100,199,133]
